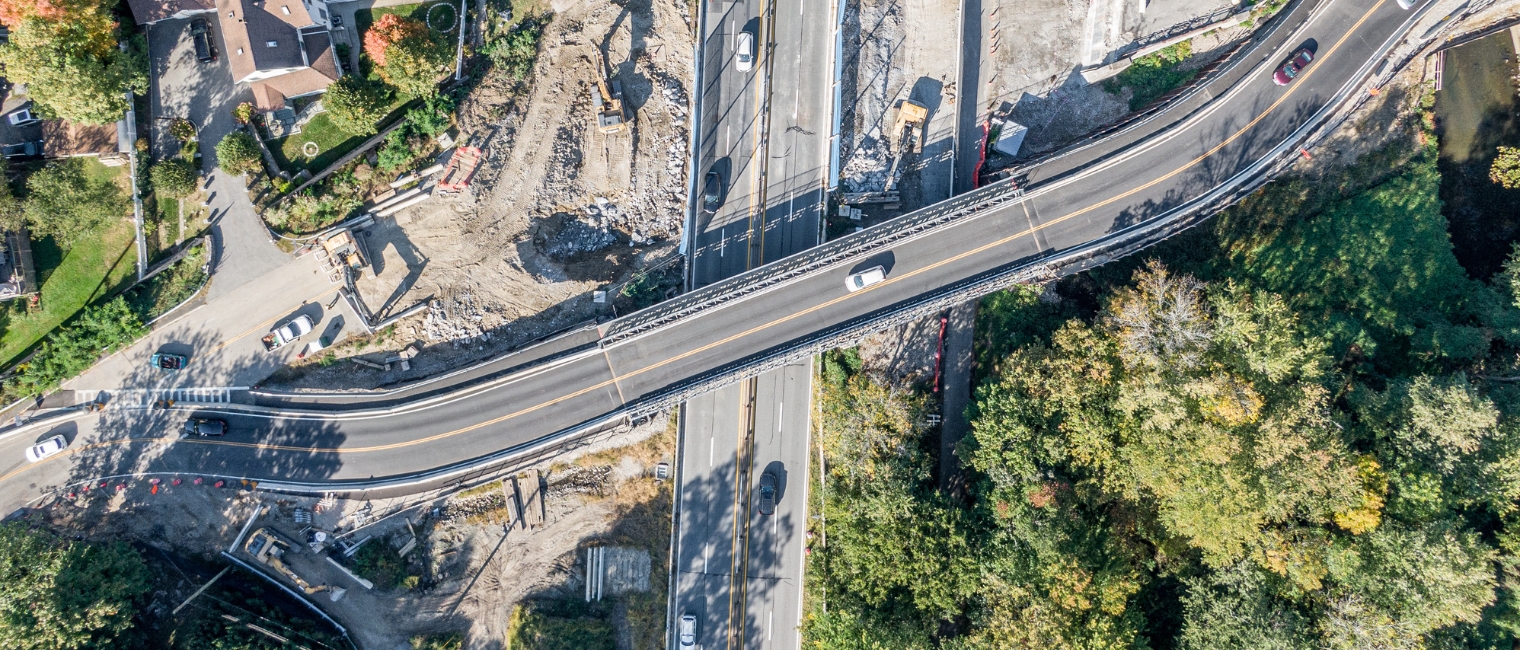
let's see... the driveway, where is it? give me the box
[148,17,293,298]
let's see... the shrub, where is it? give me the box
[150,159,198,199]
[168,117,196,142]
[266,190,362,233]
[406,94,454,137]
[6,297,147,398]
[1105,40,1196,111]
[377,128,418,171]
[325,74,393,136]
[230,101,256,125]
[214,131,263,175]
[485,20,545,80]
[1491,146,1520,189]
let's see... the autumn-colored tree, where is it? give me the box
[363,13,428,67]
[0,10,143,124]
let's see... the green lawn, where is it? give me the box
[0,219,138,367]
[271,96,413,176]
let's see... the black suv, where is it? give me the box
[191,18,216,63]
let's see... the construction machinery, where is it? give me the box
[591,50,629,135]
[841,99,929,209]
[244,528,329,595]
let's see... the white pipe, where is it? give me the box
[373,187,424,212]
[228,504,264,553]
[377,192,432,217]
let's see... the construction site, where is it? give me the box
[269,0,696,390]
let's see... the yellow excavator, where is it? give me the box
[840,99,928,209]
[244,528,329,595]
[592,50,628,135]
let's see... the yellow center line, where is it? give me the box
[5,0,1386,484]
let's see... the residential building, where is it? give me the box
[216,0,341,111]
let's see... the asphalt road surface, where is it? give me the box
[675,0,833,643]
[0,0,1423,585]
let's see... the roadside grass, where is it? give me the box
[79,157,125,188]
[0,220,137,368]
[1105,41,1198,111]
[507,603,616,650]
[124,242,207,322]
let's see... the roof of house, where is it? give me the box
[123,0,212,24]
[247,30,338,110]
[218,0,328,81]
[40,120,119,157]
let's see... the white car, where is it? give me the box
[24,435,67,463]
[679,613,697,648]
[735,31,754,72]
[845,265,886,292]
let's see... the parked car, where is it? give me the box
[1,141,40,158]
[263,315,314,351]
[5,108,36,126]
[679,614,697,649]
[24,435,67,463]
[701,171,725,215]
[845,265,886,292]
[1397,0,1418,8]
[757,471,777,515]
[1273,47,1314,86]
[191,18,217,62]
[183,418,227,437]
[151,352,187,372]
[736,31,755,72]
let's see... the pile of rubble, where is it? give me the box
[417,294,489,345]
[437,492,507,522]
[543,200,623,259]
[546,465,612,499]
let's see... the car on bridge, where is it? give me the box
[151,352,187,372]
[24,435,67,463]
[1273,47,1314,86]
[845,266,887,292]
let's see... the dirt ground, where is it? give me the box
[837,0,961,208]
[32,415,675,650]
[269,0,695,390]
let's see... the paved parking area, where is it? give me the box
[147,18,295,297]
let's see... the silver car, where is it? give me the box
[736,31,754,72]
[845,265,886,292]
[679,613,697,648]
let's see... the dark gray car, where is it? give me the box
[191,18,216,62]
[757,471,777,516]
[701,171,724,215]
[183,418,227,437]
[1,141,40,158]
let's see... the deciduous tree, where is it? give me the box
[0,9,144,125]
[362,13,428,67]
[380,32,450,98]
[22,158,129,245]
[323,74,392,136]
[0,523,151,649]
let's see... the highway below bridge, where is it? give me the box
[0,0,1431,599]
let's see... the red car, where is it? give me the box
[1274,48,1314,85]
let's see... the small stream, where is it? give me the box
[1435,27,1520,279]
